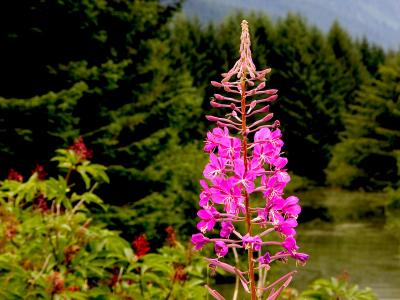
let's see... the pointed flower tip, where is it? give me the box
[241,19,249,30]
[206,115,219,121]
[211,81,223,87]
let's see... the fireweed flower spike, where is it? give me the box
[192,20,308,299]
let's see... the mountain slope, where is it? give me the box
[183,0,400,50]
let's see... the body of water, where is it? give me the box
[217,222,400,299]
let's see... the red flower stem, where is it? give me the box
[241,77,257,300]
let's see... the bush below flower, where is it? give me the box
[0,141,206,299]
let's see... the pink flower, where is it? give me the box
[211,177,243,213]
[220,221,234,238]
[199,180,212,207]
[233,159,256,193]
[204,127,229,152]
[253,144,276,165]
[249,158,265,177]
[282,196,301,217]
[255,128,282,143]
[242,234,262,251]
[262,171,291,198]
[203,153,226,181]
[215,241,228,257]
[254,127,273,143]
[282,236,309,264]
[197,207,219,233]
[282,236,299,252]
[254,128,283,155]
[268,195,301,218]
[272,212,298,236]
[272,157,288,170]
[218,136,241,160]
[259,252,271,265]
[253,144,267,164]
[293,252,309,263]
[275,170,291,184]
[191,233,209,250]
[268,195,284,210]
[256,208,268,223]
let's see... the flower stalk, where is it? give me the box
[193,20,308,299]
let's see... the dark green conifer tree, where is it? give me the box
[357,37,386,77]
[266,15,345,182]
[328,21,369,107]
[0,0,206,239]
[326,54,400,189]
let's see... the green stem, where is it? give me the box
[232,248,240,300]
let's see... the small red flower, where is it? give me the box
[132,234,150,258]
[7,169,23,182]
[48,272,64,294]
[36,195,49,213]
[67,286,80,292]
[172,263,187,282]
[32,164,47,180]
[69,137,93,161]
[64,244,80,265]
[165,226,177,247]
[110,267,120,287]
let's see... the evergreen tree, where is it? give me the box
[328,21,369,107]
[267,15,345,182]
[326,54,400,189]
[0,82,87,175]
[0,0,206,239]
[169,13,376,183]
[357,37,386,77]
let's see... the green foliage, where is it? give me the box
[0,148,206,299]
[0,0,395,239]
[328,22,369,108]
[268,15,347,181]
[169,13,379,183]
[0,82,88,171]
[97,143,207,244]
[327,54,400,189]
[357,38,386,77]
[135,245,207,299]
[385,188,400,237]
[299,277,377,300]
[0,0,206,238]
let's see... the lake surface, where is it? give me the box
[217,222,400,299]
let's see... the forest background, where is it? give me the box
[0,1,399,296]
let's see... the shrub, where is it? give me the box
[0,141,205,299]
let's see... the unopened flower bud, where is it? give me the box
[211,81,223,87]
[206,115,219,121]
[260,106,270,112]
[266,89,278,95]
[262,113,273,122]
[214,94,225,100]
[256,82,266,90]
[210,101,222,108]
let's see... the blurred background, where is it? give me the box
[0,0,399,298]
